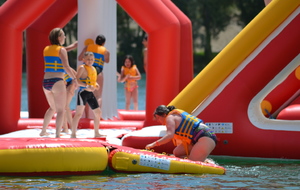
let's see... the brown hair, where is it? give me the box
[49,28,63,45]
[153,105,176,117]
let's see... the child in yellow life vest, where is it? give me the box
[78,35,110,110]
[118,55,141,110]
[71,52,104,138]
[146,105,217,162]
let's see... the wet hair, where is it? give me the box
[95,34,106,45]
[84,51,94,57]
[49,28,63,45]
[154,105,176,117]
[143,35,148,41]
[123,55,135,68]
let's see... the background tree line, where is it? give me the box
[0,0,265,74]
[69,0,265,74]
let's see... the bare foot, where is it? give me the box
[62,129,69,134]
[204,158,215,164]
[70,134,77,138]
[94,134,106,138]
[40,131,50,136]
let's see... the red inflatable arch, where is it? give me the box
[0,0,56,134]
[0,0,193,134]
[26,0,78,118]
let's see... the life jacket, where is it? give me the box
[123,65,138,91]
[169,109,203,156]
[44,45,64,72]
[64,73,72,83]
[86,44,106,69]
[79,65,97,89]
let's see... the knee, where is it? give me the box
[173,149,180,157]
[93,108,102,117]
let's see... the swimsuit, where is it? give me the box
[169,109,217,156]
[191,123,218,144]
[43,45,65,91]
[77,90,99,110]
[123,65,138,92]
[76,64,99,109]
[43,78,63,91]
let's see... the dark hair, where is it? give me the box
[143,35,148,41]
[95,34,106,45]
[154,105,176,116]
[123,55,135,68]
[49,28,62,45]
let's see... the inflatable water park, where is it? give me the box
[0,0,299,176]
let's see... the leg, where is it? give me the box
[173,143,193,158]
[64,83,76,132]
[132,87,138,110]
[40,88,56,136]
[92,108,103,137]
[125,89,131,110]
[71,105,85,138]
[62,113,69,133]
[94,72,103,108]
[188,137,216,162]
[52,81,67,138]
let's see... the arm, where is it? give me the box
[143,48,147,71]
[60,48,78,89]
[116,72,122,82]
[117,67,128,83]
[127,67,141,81]
[76,66,95,91]
[104,49,110,63]
[60,47,78,87]
[65,41,78,52]
[75,66,87,87]
[78,46,87,61]
[145,115,176,149]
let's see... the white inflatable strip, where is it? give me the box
[248,54,300,131]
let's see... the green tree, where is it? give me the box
[234,0,265,27]
[64,15,78,69]
[116,5,146,73]
[174,0,235,61]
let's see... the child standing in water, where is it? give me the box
[118,55,141,110]
[71,52,103,138]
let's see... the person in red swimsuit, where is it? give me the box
[118,55,141,110]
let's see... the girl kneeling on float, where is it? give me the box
[146,105,217,162]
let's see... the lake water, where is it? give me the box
[3,73,298,189]
[21,73,146,111]
[0,157,299,189]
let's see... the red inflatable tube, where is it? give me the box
[277,96,300,120]
[117,110,145,121]
[262,66,300,117]
[17,118,143,131]
[122,135,175,154]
